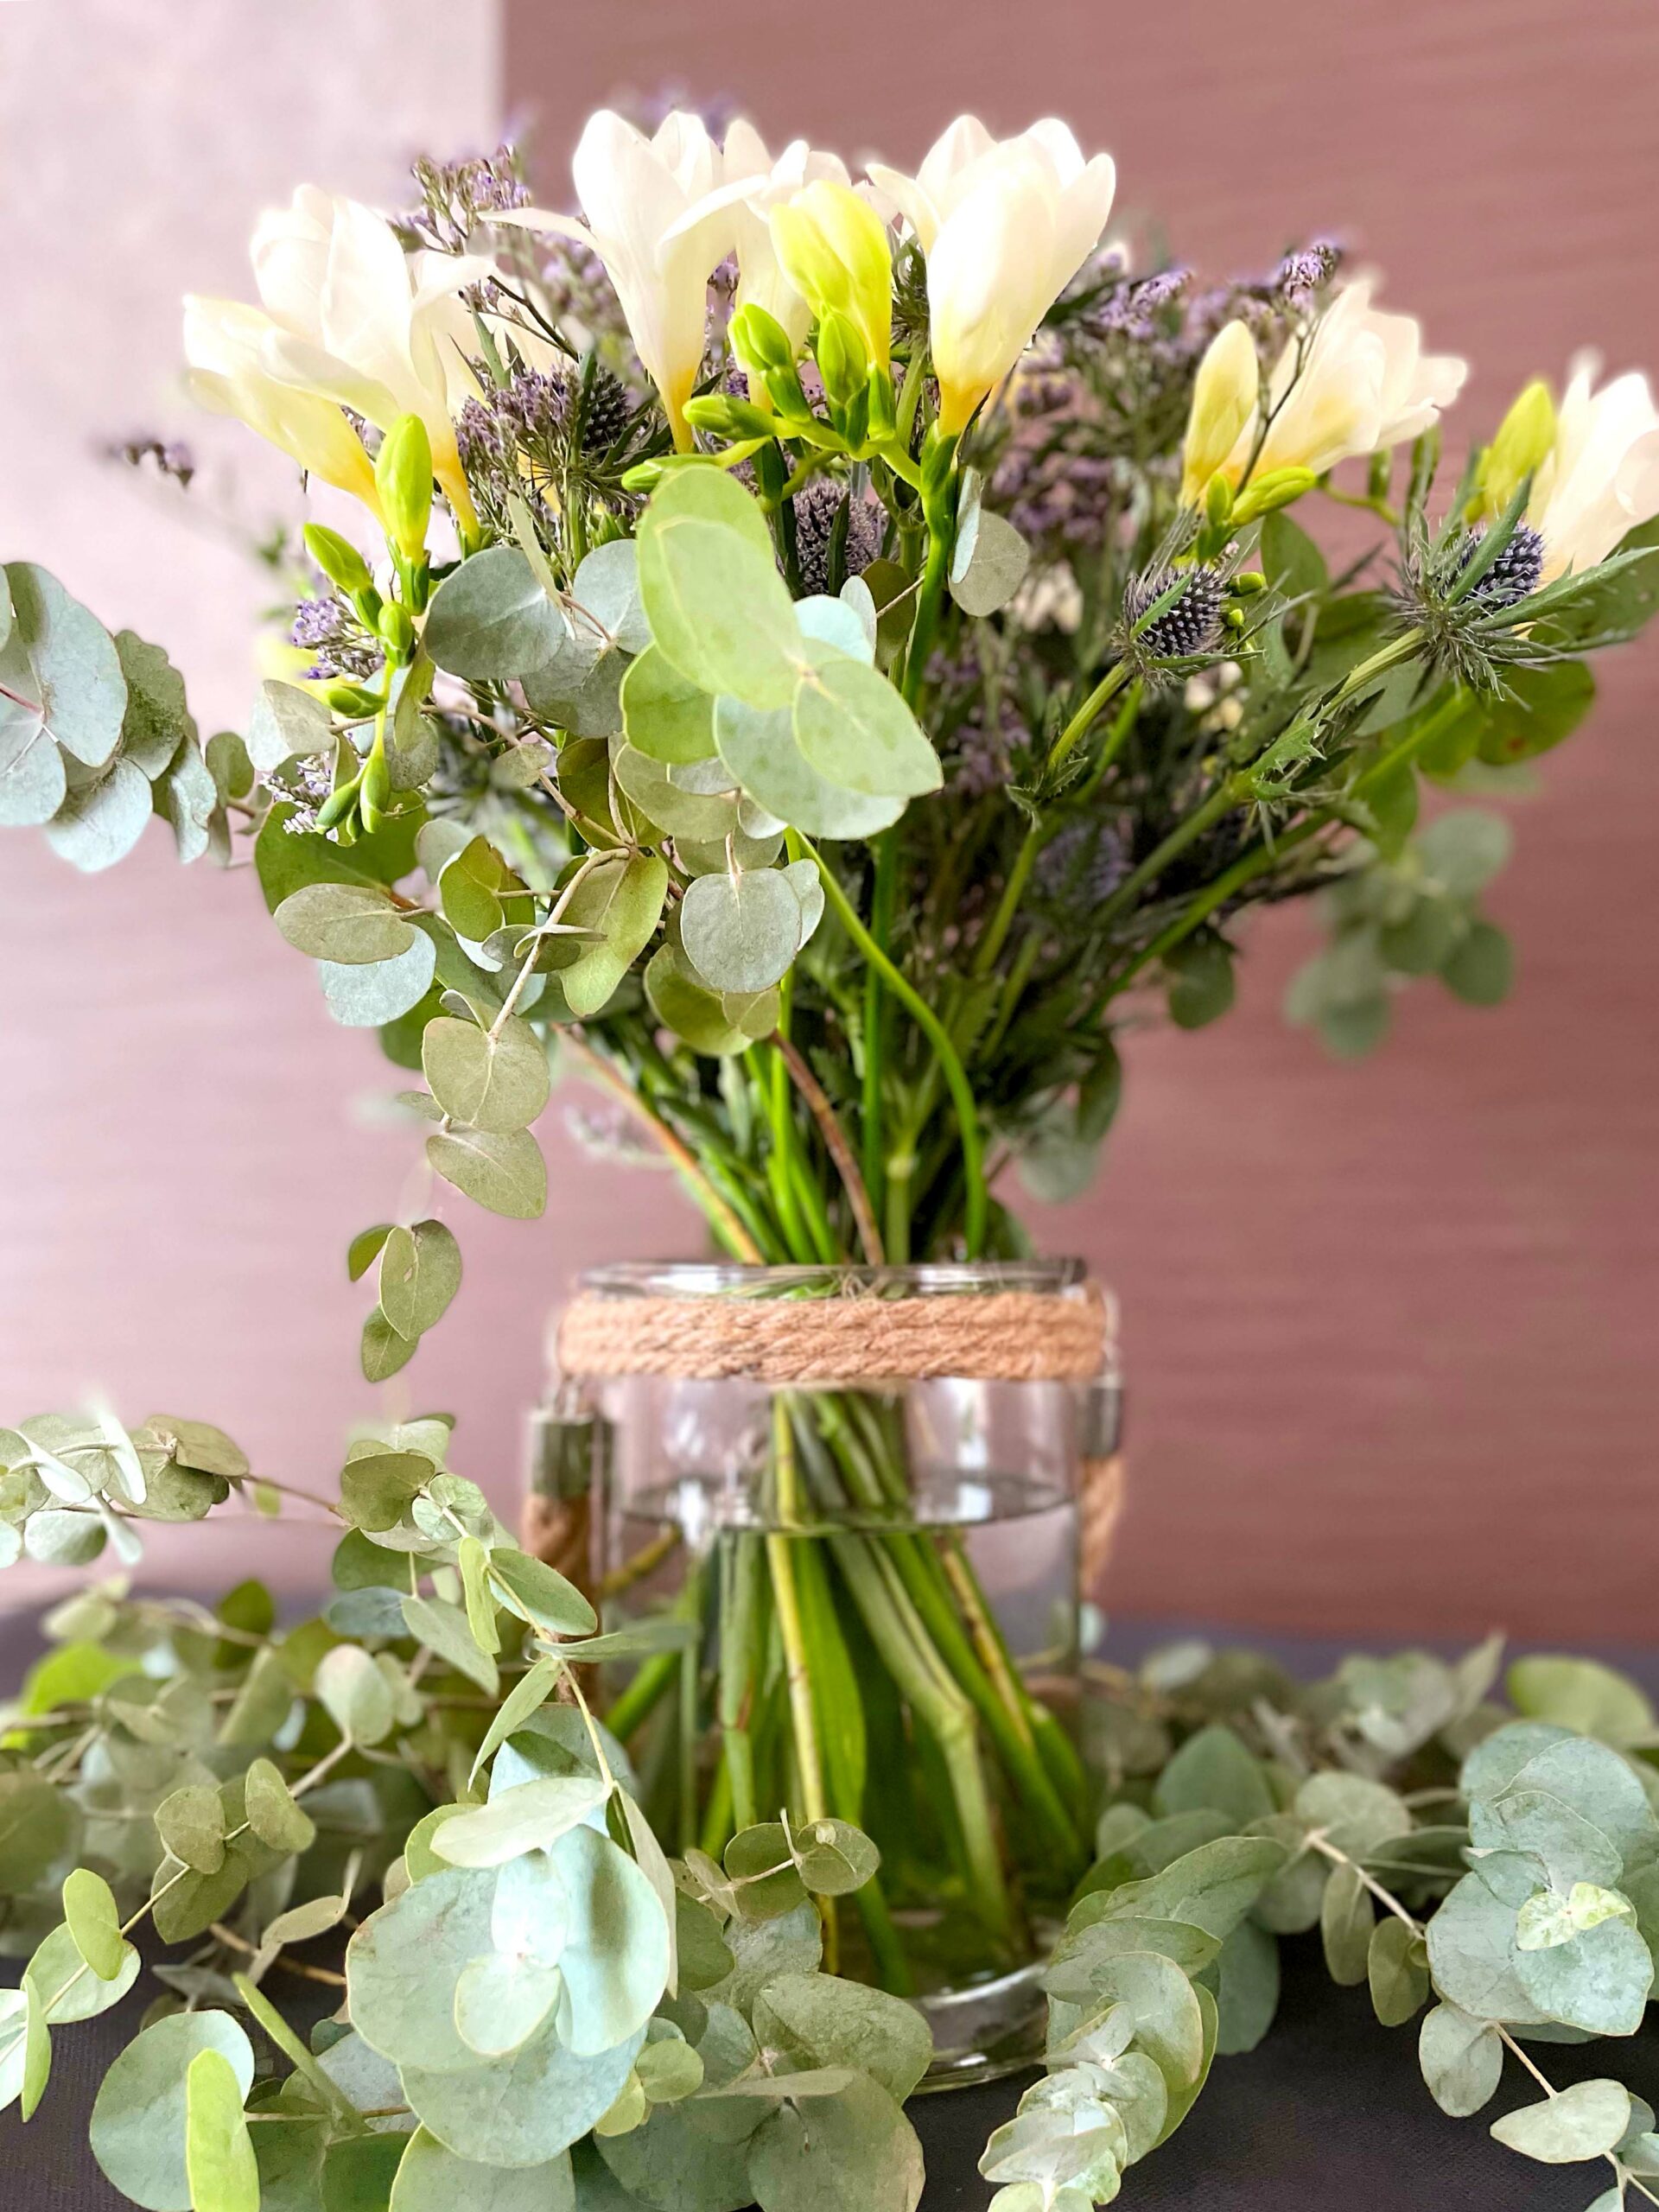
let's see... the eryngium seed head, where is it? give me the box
[791,481,883,598]
[1124,563,1227,658]
[577,366,632,454]
[1454,522,1545,608]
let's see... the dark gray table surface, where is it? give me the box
[7,1610,1655,2208]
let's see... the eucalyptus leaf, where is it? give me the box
[435,1776,609,1868]
[379,1220,463,1340]
[713,696,903,841]
[89,2010,254,2212]
[637,472,803,709]
[1490,2077,1632,2164]
[680,868,803,995]
[423,1015,550,1134]
[320,930,436,1026]
[424,545,572,679]
[390,2128,575,2212]
[1418,1999,1503,2117]
[792,651,940,801]
[245,679,333,774]
[427,1126,547,1219]
[46,755,154,871]
[620,645,719,764]
[275,882,417,965]
[402,2018,645,2170]
[185,2046,259,2212]
[3,563,127,767]
[62,1866,125,1979]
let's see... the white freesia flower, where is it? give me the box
[185,187,491,531]
[868,118,1116,435]
[183,296,383,517]
[723,121,850,359]
[1225,280,1465,485]
[1527,355,1659,580]
[499,111,763,448]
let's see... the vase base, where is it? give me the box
[914,1955,1047,2090]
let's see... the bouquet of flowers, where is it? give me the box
[3,102,1659,2212]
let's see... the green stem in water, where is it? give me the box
[718,1534,762,1832]
[804,837,988,1259]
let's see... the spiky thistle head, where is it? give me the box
[1123,563,1229,662]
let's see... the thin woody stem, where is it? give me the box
[771,1032,885,1266]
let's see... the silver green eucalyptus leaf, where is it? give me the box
[423,1015,550,1134]
[553,1821,672,2056]
[1489,2077,1633,2164]
[391,2127,575,2212]
[424,545,573,679]
[245,679,333,775]
[2,562,127,768]
[636,471,804,710]
[679,868,803,995]
[347,1864,499,2073]
[620,645,719,764]
[402,2016,646,2170]
[88,2009,254,2212]
[427,1126,547,1220]
[713,695,902,841]
[274,881,418,964]
[319,929,437,1026]
[435,1777,609,1869]
[574,538,653,656]
[791,650,940,801]
[45,755,154,871]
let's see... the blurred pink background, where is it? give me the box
[2,0,1656,1637]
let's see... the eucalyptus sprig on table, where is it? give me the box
[6,1414,1659,2210]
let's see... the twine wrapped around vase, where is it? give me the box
[525,1280,1125,1598]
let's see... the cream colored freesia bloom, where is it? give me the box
[868,118,1116,435]
[187,187,494,531]
[1527,355,1659,580]
[723,121,850,359]
[1220,281,1465,487]
[183,296,384,518]
[499,111,762,448]
[1180,321,1260,505]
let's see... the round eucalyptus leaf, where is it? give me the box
[493,1847,570,1967]
[424,546,571,680]
[747,2072,922,2212]
[753,1972,931,2104]
[644,945,751,1057]
[793,652,940,800]
[638,476,802,709]
[435,1777,609,1870]
[346,1865,498,2074]
[402,2018,645,2170]
[574,538,653,656]
[245,679,332,775]
[184,2047,258,2212]
[0,703,67,826]
[714,696,902,841]
[794,594,875,665]
[1489,2077,1632,2164]
[23,1509,107,1567]
[594,2103,751,2212]
[1512,1911,1654,2034]
[25,1920,139,2022]
[670,753,741,796]
[613,740,741,842]
[315,1645,397,1746]
[779,859,824,947]
[1414,809,1512,898]
[89,2009,254,2212]
[427,1127,547,1220]
[1508,1656,1656,1746]
[44,755,153,871]
[675,826,785,876]
[274,883,417,965]
[60,1869,123,1981]
[244,1758,316,1855]
[3,563,127,766]
[620,645,719,764]
[391,2128,575,2212]
[1418,1999,1503,2117]
[0,1772,75,1898]
[526,644,628,738]
[423,1016,550,1135]
[1425,1871,1548,2025]
[1440,919,1513,1006]
[680,869,802,995]
[950,506,1031,617]
[553,1821,671,2056]
[379,1220,462,1340]
[319,929,436,1027]
[454,1949,567,2057]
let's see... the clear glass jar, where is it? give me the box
[553,1260,1119,2082]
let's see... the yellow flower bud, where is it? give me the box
[770,181,893,376]
[1476,378,1557,518]
[1181,321,1259,505]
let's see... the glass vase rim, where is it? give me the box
[580,1258,1097,1300]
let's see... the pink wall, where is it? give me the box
[3,1,1656,1637]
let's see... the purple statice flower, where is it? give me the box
[399,145,531,251]
[1274,238,1343,306]
[276,751,341,835]
[289,594,381,683]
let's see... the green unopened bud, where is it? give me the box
[1232,570,1268,594]
[1230,467,1318,524]
[763,364,813,422]
[1367,450,1393,502]
[315,781,358,832]
[324,682,385,718]
[620,459,671,494]
[303,524,373,596]
[815,310,868,410]
[683,394,779,441]
[378,603,416,660]
[1204,473,1234,529]
[361,739,391,828]
[376,414,435,560]
[1476,378,1556,517]
[730,302,796,377]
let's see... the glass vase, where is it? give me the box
[537,1260,1120,2082]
